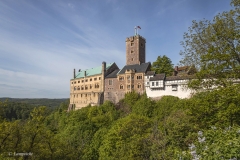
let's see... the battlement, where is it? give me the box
[125,35,146,42]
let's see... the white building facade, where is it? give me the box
[145,71,194,99]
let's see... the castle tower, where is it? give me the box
[125,35,146,65]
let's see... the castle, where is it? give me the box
[69,34,194,110]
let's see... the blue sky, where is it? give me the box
[0,0,233,98]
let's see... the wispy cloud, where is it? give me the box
[0,0,233,98]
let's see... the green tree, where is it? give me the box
[184,126,240,159]
[99,114,152,160]
[180,0,240,89]
[151,55,173,76]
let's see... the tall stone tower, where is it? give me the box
[126,35,146,65]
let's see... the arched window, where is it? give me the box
[95,83,99,88]
[120,84,124,89]
[85,85,88,90]
[137,83,141,88]
[77,86,80,90]
[74,87,76,91]
[81,85,84,90]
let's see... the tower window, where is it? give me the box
[131,43,134,46]
[132,58,134,61]
[131,50,134,53]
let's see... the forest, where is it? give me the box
[1,85,240,159]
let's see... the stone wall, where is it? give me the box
[126,35,146,65]
[70,74,103,110]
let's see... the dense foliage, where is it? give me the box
[180,0,240,89]
[1,85,240,159]
[151,55,173,76]
[0,98,68,109]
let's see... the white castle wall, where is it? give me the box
[145,76,194,99]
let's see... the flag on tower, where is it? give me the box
[137,26,141,29]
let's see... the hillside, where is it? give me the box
[1,85,240,159]
[0,98,69,109]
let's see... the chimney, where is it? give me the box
[73,69,76,78]
[84,70,86,77]
[102,61,106,76]
[78,69,81,72]
[173,66,178,76]
[101,61,106,92]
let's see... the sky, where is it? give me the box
[0,0,234,98]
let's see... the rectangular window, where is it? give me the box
[82,80,84,83]
[85,79,88,82]
[119,76,124,81]
[109,80,113,85]
[156,82,159,86]
[99,77,101,80]
[152,82,154,86]
[94,78,97,81]
[90,78,92,81]
[172,85,178,91]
